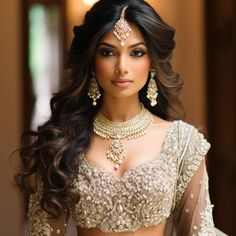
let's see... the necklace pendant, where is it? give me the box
[93,104,153,170]
[106,139,126,170]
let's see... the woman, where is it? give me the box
[15,0,224,235]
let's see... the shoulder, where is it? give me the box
[170,120,211,169]
[176,120,210,188]
[152,116,174,128]
[177,120,211,154]
[151,117,211,156]
[151,117,208,143]
[174,120,211,207]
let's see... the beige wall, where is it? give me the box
[0,0,24,235]
[151,0,207,127]
[66,0,94,47]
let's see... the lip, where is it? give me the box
[111,78,133,88]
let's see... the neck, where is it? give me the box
[99,95,142,122]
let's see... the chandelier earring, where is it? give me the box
[147,69,158,106]
[88,72,101,106]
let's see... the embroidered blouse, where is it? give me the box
[27,120,219,236]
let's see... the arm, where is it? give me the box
[173,123,215,235]
[28,178,68,236]
[174,160,215,235]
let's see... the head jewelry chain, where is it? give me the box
[113,6,132,47]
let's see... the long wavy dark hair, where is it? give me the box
[15,0,184,218]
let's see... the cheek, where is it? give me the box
[95,58,113,79]
[132,59,151,81]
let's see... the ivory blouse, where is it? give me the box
[27,120,222,236]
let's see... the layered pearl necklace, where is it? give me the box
[93,104,153,170]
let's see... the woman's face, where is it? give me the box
[95,23,152,100]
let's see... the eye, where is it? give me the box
[97,48,115,57]
[130,49,146,57]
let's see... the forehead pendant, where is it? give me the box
[113,6,132,47]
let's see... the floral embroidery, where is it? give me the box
[71,121,180,233]
[28,121,216,235]
[28,178,53,236]
[175,122,211,207]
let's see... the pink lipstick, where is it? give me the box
[111,79,133,88]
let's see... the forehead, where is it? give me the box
[99,23,146,47]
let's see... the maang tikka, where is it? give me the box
[147,69,158,106]
[88,72,101,106]
[113,6,132,47]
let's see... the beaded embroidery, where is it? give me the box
[71,121,179,232]
[175,121,211,207]
[28,120,215,235]
[199,172,215,235]
[113,6,131,46]
[28,178,53,236]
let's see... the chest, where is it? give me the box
[71,121,181,232]
[71,155,179,232]
[80,156,177,193]
[84,124,176,180]
[75,156,177,212]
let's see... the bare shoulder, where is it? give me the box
[152,116,174,129]
[148,116,178,146]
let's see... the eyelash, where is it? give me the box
[98,49,115,57]
[130,50,146,57]
[98,48,146,57]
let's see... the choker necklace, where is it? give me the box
[93,104,153,170]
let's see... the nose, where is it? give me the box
[115,54,128,75]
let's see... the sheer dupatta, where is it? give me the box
[165,121,227,236]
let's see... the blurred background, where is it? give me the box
[0,0,235,235]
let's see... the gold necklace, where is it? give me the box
[93,104,153,170]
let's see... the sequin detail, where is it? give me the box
[175,122,211,207]
[199,173,215,235]
[28,178,53,236]
[28,120,214,234]
[71,121,181,232]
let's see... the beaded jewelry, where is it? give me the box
[93,104,153,170]
[113,6,132,47]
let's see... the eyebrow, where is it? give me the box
[97,42,147,49]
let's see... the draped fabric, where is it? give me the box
[27,120,227,236]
